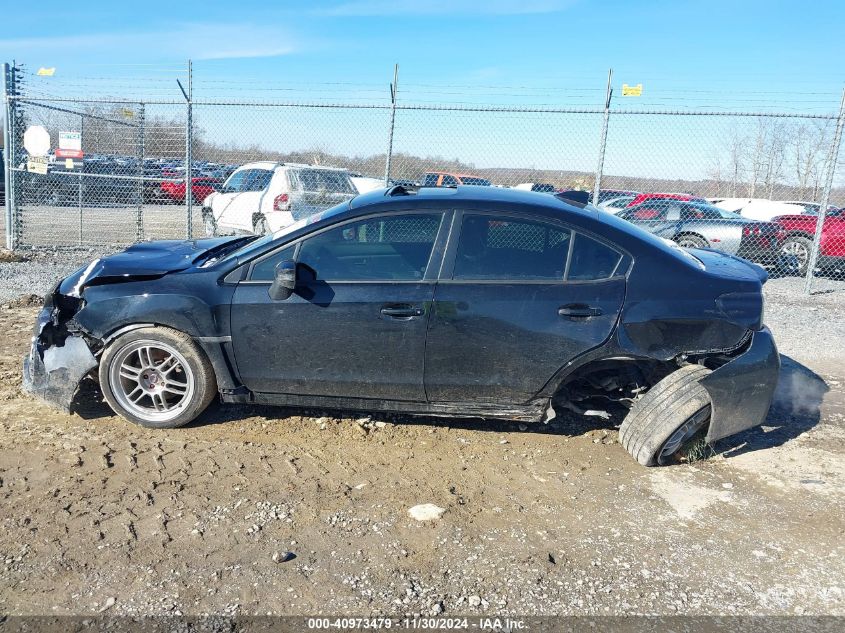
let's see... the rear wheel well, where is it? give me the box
[552,357,676,412]
[674,231,708,244]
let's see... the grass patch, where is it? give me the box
[682,435,716,464]
[0,249,27,263]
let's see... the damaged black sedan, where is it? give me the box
[23,186,780,466]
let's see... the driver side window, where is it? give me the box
[298,214,443,281]
[248,214,443,282]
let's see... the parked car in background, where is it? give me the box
[513,183,556,193]
[712,198,805,221]
[203,162,357,235]
[773,207,845,275]
[617,200,785,265]
[349,173,384,194]
[626,192,708,208]
[596,189,639,205]
[777,201,839,216]
[598,195,637,213]
[157,177,221,204]
[421,171,492,187]
[24,186,779,468]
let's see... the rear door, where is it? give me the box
[425,211,627,404]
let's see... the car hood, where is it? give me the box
[57,237,244,297]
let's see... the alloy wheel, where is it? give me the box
[108,340,196,423]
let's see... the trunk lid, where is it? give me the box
[690,247,769,284]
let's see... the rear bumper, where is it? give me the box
[736,240,783,264]
[700,326,780,443]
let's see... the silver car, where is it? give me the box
[616,201,784,264]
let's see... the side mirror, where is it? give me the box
[269,259,297,301]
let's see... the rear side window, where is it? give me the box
[422,173,439,187]
[453,215,571,280]
[440,174,459,187]
[567,234,623,281]
[290,169,355,194]
[244,170,273,192]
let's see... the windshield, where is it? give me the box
[684,203,745,220]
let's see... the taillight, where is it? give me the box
[743,225,762,236]
[273,193,290,211]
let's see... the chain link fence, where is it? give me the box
[3,62,844,295]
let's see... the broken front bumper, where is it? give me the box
[701,326,780,443]
[22,305,97,413]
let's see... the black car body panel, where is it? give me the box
[22,186,780,447]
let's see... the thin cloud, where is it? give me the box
[318,0,576,16]
[0,23,296,61]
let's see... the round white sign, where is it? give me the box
[23,125,51,157]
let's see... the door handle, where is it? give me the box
[380,305,424,318]
[558,304,603,318]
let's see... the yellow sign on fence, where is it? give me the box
[27,155,49,175]
[622,83,643,97]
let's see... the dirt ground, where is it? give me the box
[0,301,843,617]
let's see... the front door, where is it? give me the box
[425,212,627,404]
[230,212,446,401]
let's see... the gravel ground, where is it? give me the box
[0,248,843,617]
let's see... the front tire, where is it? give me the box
[99,327,217,429]
[619,364,712,466]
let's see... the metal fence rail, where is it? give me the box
[3,61,844,295]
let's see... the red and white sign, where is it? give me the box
[55,148,83,159]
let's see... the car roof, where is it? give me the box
[425,171,485,178]
[235,161,348,172]
[349,184,568,210]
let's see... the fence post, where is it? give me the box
[2,63,12,250]
[137,103,145,242]
[77,114,83,246]
[383,63,399,186]
[804,87,845,295]
[592,68,613,206]
[185,60,193,239]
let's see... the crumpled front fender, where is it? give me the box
[22,306,97,412]
[701,326,780,443]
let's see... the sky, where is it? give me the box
[2,0,844,180]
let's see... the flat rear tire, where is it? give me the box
[619,364,713,466]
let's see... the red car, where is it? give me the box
[158,177,221,204]
[626,192,707,208]
[774,208,845,274]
